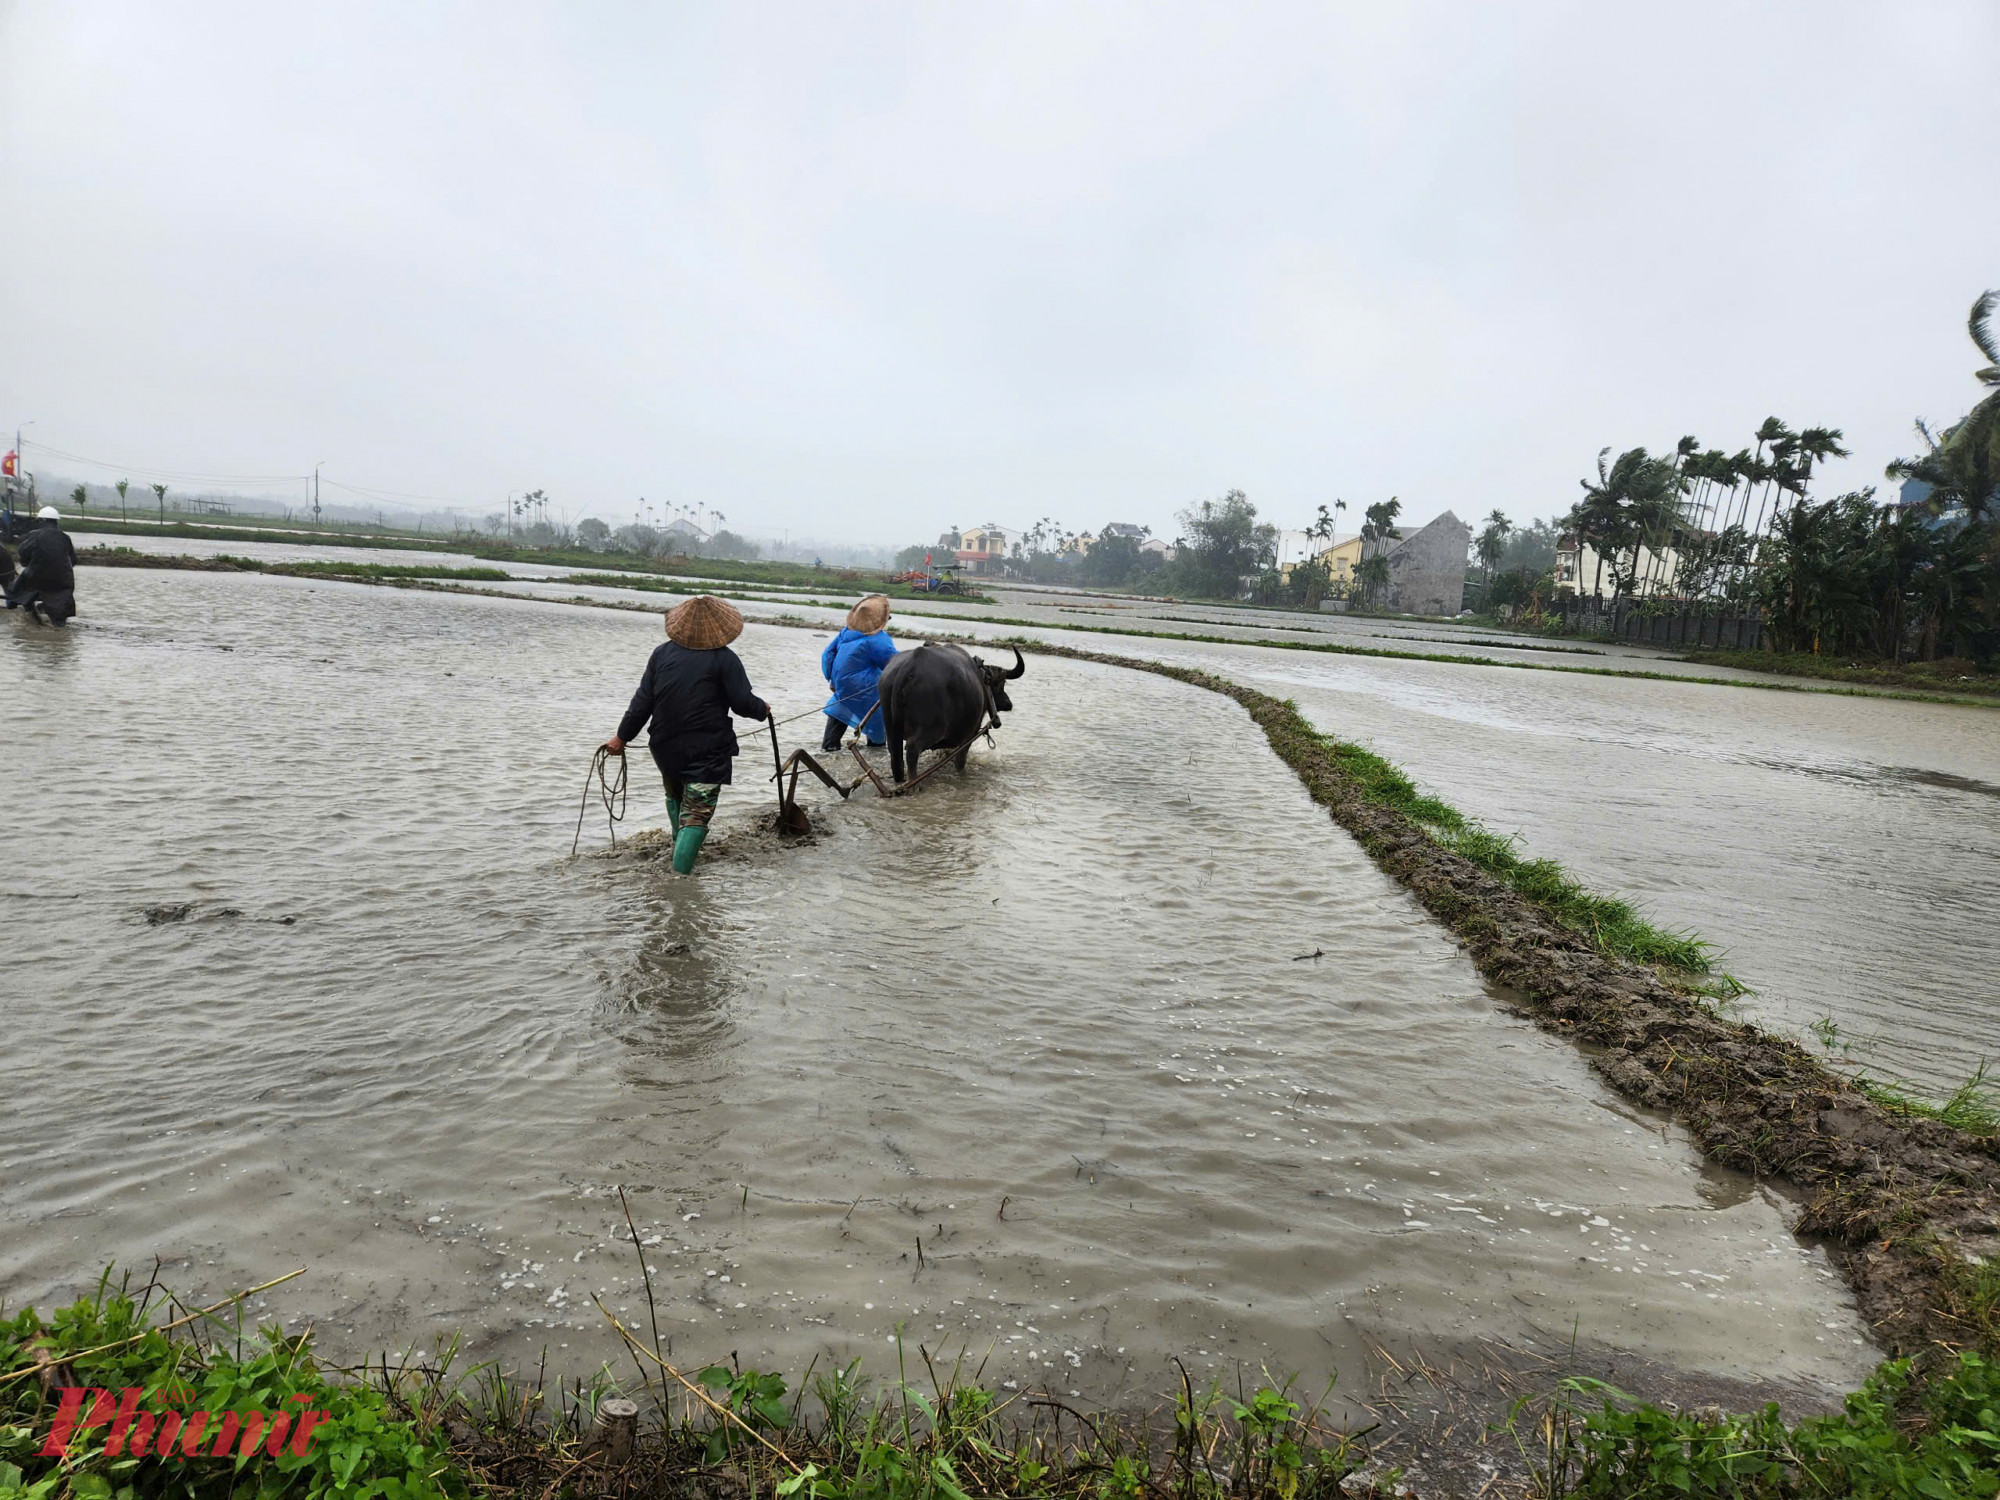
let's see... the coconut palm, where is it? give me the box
[115,478,129,522]
[152,482,167,524]
[1888,293,2000,525]
[70,483,87,514]
[1474,510,1512,581]
[1963,288,2000,469]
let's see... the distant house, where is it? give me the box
[1555,533,1687,600]
[664,517,710,544]
[1139,537,1175,560]
[1280,533,1358,583]
[1316,534,1363,584]
[955,523,1014,576]
[1271,529,1320,572]
[1101,522,1148,541]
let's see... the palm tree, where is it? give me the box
[1474,510,1511,581]
[1643,437,1701,598]
[1747,431,1801,551]
[1570,449,1629,601]
[1353,552,1390,607]
[70,483,87,515]
[1707,449,1753,551]
[152,482,167,524]
[1961,289,2000,472]
[115,478,129,522]
[1359,497,1401,548]
[1722,418,1794,595]
[1887,292,2000,524]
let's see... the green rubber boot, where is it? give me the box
[671,825,708,874]
[666,797,682,834]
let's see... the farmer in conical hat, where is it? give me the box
[819,594,897,751]
[604,595,770,874]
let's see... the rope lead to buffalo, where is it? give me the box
[572,744,629,856]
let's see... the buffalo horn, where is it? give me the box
[1004,646,1026,679]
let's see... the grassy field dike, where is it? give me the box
[13,558,2000,1496]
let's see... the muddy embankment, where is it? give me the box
[1018,641,2000,1363]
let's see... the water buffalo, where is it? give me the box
[877,643,1025,785]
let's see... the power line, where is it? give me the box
[17,440,307,487]
[317,475,485,510]
[17,437,492,513]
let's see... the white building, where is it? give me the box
[1553,535,1686,599]
[664,516,710,544]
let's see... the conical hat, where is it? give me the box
[665,595,744,650]
[846,594,891,634]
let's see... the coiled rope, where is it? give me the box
[571,744,629,856]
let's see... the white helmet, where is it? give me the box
[36,506,59,520]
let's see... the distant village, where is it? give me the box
[927,512,1477,617]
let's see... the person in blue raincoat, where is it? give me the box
[820,594,897,750]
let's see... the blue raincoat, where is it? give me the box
[821,628,897,744]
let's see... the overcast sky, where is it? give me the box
[3,2,1996,544]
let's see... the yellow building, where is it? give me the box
[1319,535,1364,582]
[954,524,1014,576]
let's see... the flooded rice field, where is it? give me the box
[4,569,1877,1417]
[78,528,1809,682]
[398,566,2000,1095]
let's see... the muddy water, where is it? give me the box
[542,580,1997,1098]
[5,570,1873,1415]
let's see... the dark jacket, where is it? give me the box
[18,526,75,590]
[617,641,768,783]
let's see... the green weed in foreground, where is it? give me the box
[1802,1020,2000,1139]
[1531,1353,2000,1499]
[0,1275,462,1500]
[1856,1062,2000,1137]
[1317,738,1717,974]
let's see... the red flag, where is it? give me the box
[924,551,931,566]
[1,451,15,477]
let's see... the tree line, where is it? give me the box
[902,491,1409,606]
[1478,293,1998,663]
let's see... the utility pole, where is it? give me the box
[9,421,32,515]
[313,464,323,528]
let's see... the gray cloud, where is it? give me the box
[3,1,1995,542]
